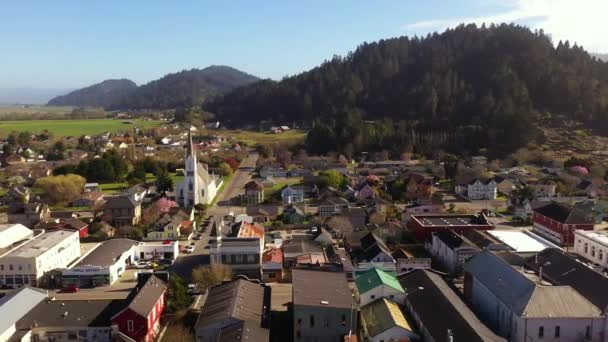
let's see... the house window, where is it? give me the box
[127,320,134,332]
[9,264,13,271]
[310,315,315,327]
[538,326,544,338]
[0,265,3,271]
[586,326,591,339]
[370,295,375,300]
[584,243,588,253]
[188,182,193,191]
[600,250,604,261]
[592,246,596,257]
[555,326,560,337]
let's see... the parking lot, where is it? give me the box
[50,269,140,300]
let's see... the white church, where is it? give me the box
[175,130,223,207]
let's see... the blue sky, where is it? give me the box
[1,0,605,89]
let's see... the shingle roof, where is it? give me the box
[195,279,268,342]
[355,268,405,294]
[292,269,353,309]
[533,201,592,224]
[120,275,166,318]
[361,298,413,337]
[525,248,608,311]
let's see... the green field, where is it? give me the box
[0,105,76,116]
[0,118,162,137]
[208,129,308,146]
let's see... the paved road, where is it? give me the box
[171,152,258,282]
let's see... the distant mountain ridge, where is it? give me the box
[48,79,137,107]
[47,65,259,109]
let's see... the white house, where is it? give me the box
[0,230,80,288]
[430,230,480,275]
[467,179,497,200]
[281,186,305,204]
[175,130,223,206]
[355,267,406,306]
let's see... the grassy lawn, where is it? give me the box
[207,129,307,146]
[99,182,128,194]
[0,118,162,137]
[50,205,91,212]
[265,177,303,198]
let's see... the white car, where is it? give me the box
[184,245,195,253]
[133,261,151,269]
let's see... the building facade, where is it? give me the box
[0,230,80,288]
[532,201,594,245]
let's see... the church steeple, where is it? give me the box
[186,128,195,160]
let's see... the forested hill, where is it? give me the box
[207,24,608,157]
[48,66,259,109]
[110,65,259,110]
[47,79,137,107]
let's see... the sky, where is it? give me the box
[1,0,607,90]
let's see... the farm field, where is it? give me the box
[0,118,162,137]
[0,105,75,116]
[207,129,307,146]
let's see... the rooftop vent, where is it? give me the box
[320,300,329,305]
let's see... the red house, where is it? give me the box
[407,213,493,241]
[35,218,90,238]
[532,201,594,245]
[112,275,167,342]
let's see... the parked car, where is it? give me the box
[60,285,80,293]
[133,260,151,269]
[184,245,195,253]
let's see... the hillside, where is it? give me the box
[48,79,137,107]
[207,24,608,158]
[48,66,259,110]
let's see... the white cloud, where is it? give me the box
[402,0,608,53]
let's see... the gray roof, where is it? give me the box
[76,239,139,268]
[283,239,324,257]
[195,279,268,342]
[104,195,139,209]
[16,299,125,329]
[121,275,167,317]
[464,250,535,315]
[522,286,601,318]
[292,269,353,309]
[0,287,47,334]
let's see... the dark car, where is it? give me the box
[60,285,80,293]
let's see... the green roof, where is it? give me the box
[355,268,405,294]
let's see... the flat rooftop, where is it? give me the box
[5,230,77,259]
[413,215,491,227]
[488,230,555,253]
[576,230,608,245]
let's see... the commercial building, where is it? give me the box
[532,201,594,245]
[195,279,270,342]
[430,230,480,275]
[292,269,356,342]
[0,230,80,288]
[210,220,265,280]
[407,213,493,241]
[487,230,559,257]
[574,230,608,268]
[62,239,138,288]
[135,240,179,261]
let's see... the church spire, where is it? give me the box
[186,128,195,159]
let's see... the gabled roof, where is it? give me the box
[18,298,125,329]
[522,285,601,318]
[244,180,263,190]
[434,230,478,250]
[195,279,268,341]
[355,268,405,294]
[361,298,413,337]
[117,275,166,318]
[399,270,504,342]
[262,248,283,264]
[104,195,139,209]
[533,201,592,224]
[235,221,264,238]
[0,286,47,334]
[525,248,608,311]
